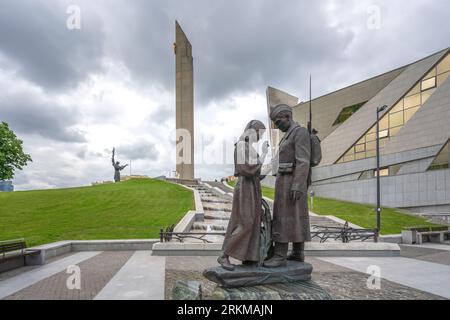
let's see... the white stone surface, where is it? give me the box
[401,243,450,251]
[320,256,450,299]
[94,251,165,300]
[0,251,101,299]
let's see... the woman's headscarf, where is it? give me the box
[236,120,266,166]
[239,120,266,142]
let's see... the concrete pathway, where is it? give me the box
[94,251,165,300]
[0,251,101,299]
[319,257,450,299]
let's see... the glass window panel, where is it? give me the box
[366,132,376,142]
[421,88,435,105]
[437,72,450,86]
[434,143,449,165]
[355,152,366,160]
[404,93,421,109]
[389,111,404,128]
[379,137,388,148]
[368,126,376,134]
[374,168,389,177]
[428,141,450,170]
[379,116,389,130]
[366,141,376,151]
[391,101,403,113]
[343,153,354,162]
[355,144,365,153]
[406,83,420,96]
[359,170,373,180]
[366,149,376,158]
[424,68,436,79]
[357,136,365,145]
[344,148,354,157]
[437,54,450,74]
[390,164,402,175]
[379,130,389,139]
[421,77,436,91]
[333,101,367,125]
[404,106,420,122]
[389,126,402,137]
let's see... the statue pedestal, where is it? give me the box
[171,279,332,300]
[203,261,313,288]
[209,280,332,300]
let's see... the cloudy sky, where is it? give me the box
[1,0,449,190]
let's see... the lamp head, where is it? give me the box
[377,105,388,113]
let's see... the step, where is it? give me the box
[204,211,231,221]
[192,221,228,231]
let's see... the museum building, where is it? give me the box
[266,47,450,215]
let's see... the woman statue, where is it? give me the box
[112,148,128,182]
[218,120,269,270]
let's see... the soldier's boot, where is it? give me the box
[217,254,235,271]
[287,242,305,262]
[263,242,288,268]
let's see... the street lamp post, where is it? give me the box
[376,105,388,242]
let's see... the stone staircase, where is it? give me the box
[183,182,353,243]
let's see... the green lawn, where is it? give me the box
[227,180,275,200]
[226,181,440,235]
[0,179,194,246]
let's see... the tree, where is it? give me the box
[0,122,32,181]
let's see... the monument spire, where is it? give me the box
[175,21,195,180]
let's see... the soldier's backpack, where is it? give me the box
[310,133,322,167]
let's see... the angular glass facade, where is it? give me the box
[337,53,450,164]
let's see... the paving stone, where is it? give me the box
[5,251,133,300]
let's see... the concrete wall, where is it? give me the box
[312,144,442,182]
[311,169,450,211]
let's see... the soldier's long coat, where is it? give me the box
[222,140,262,262]
[272,122,311,243]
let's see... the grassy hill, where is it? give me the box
[227,180,440,235]
[0,179,194,247]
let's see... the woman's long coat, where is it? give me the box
[222,140,262,262]
[272,123,311,243]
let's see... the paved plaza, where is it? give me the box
[0,243,449,300]
[1,182,449,300]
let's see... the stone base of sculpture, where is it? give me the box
[203,261,313,288]
[209,280,332,300]
[171,278,332,300]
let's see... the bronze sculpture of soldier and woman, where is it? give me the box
[218,104,315,271]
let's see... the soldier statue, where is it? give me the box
[263,104,312,268]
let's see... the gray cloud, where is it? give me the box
[90,0,354,104]
[0,93,86,143]
[117,140,160,161]
[0,0,104,90]
[150,104,173,124]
